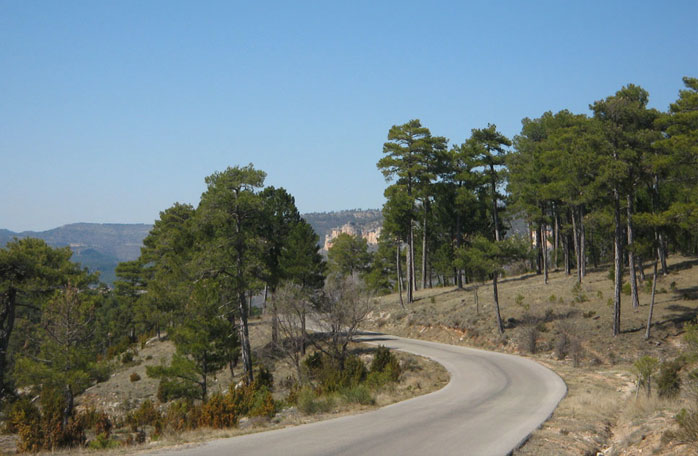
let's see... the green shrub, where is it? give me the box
[622,282,631,296]
[88,433,119,449]
[163,399,199,432]
[369,346,401,382]
[156,378,199,402]
[127,400,160,431]
[304,352,368,393]
[341,385,374,405]
[121,351,135,364]
[248,387,276,418]
[676,408,698,441]
[296,387,334,415]
[657,360,683,398]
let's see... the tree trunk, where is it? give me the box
[613,188,623,336]
[238,290,253,384]
[422,204,428,290]
[572,208,581,283]
[542,222,549,284]
[474,286,479,315]
[554,206,560,270]
[0,288,17,394]
[645,261,658,340]
[535,225,542,275]
[638,257,646,282]
[627,194,640,309]
[658,233,668,275]
[406,230,414,303]
[271,300,279,345]
[490,167,500,242]
[564,233,571,276]
[301,311,306,355]
[62,385,74,430]
[397,243,405,309]
[579,206,587,279]
[493,273,503,334]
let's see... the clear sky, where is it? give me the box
[1,0,696,232]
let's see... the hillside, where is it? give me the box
[362,255,698,455]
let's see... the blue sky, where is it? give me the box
[1,0,696,231]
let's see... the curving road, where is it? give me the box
[148,332,566,456]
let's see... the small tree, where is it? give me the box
[14,284,98,429]
[272,283,311,381]
[309,276,373,370]
[455,235,530,334]
[147,282,236,401]
[634,355,659,398]
[327,233,372,279]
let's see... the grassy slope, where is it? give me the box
[362,256,698,455]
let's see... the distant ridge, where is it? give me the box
[0,223,153,285]
[1,210,384,284]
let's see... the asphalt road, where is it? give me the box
[147,332,566,456]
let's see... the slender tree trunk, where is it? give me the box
[397,243,405,309]
[613,188,623,337]
[490,168,500,242]
[638,257,646,282]
[645,260,658,340]
[554,206,560,270]
[271,300,279,345]
[542,222,549,284]
[474,286,479,315]
[238,290,253,383]
[62,385,74,430]
[406,230,414,303]
[493,273,503,334]
[301,310,306,355]
[422,204,428,290]
[410,230,417,292]
[564,233,571,276]
[535,225,542,275]
[658,232,668,275]
[0,288,17,394]
[579,206,587,279]
[572,208,581,283]
[627,194,640,309]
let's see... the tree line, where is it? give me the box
[362,77,696,336]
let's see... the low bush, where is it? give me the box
[199,393,237,429]
[157,378,199,403]
[341,385,374,405]
[130,372,141,382]
[370,346,401,382]
[520,326,538,354]
[657,359,683,398]
[87,433,119,449]
[296,387,334,415]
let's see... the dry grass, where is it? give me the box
[0,314,448,455]
[363,255,698,455]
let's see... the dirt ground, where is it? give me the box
[361,255,698,455]
[0,316,448,455]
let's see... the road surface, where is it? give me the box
[147,332,566,456]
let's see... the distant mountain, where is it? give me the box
[1,210,384,285]
[0,223,153,285]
